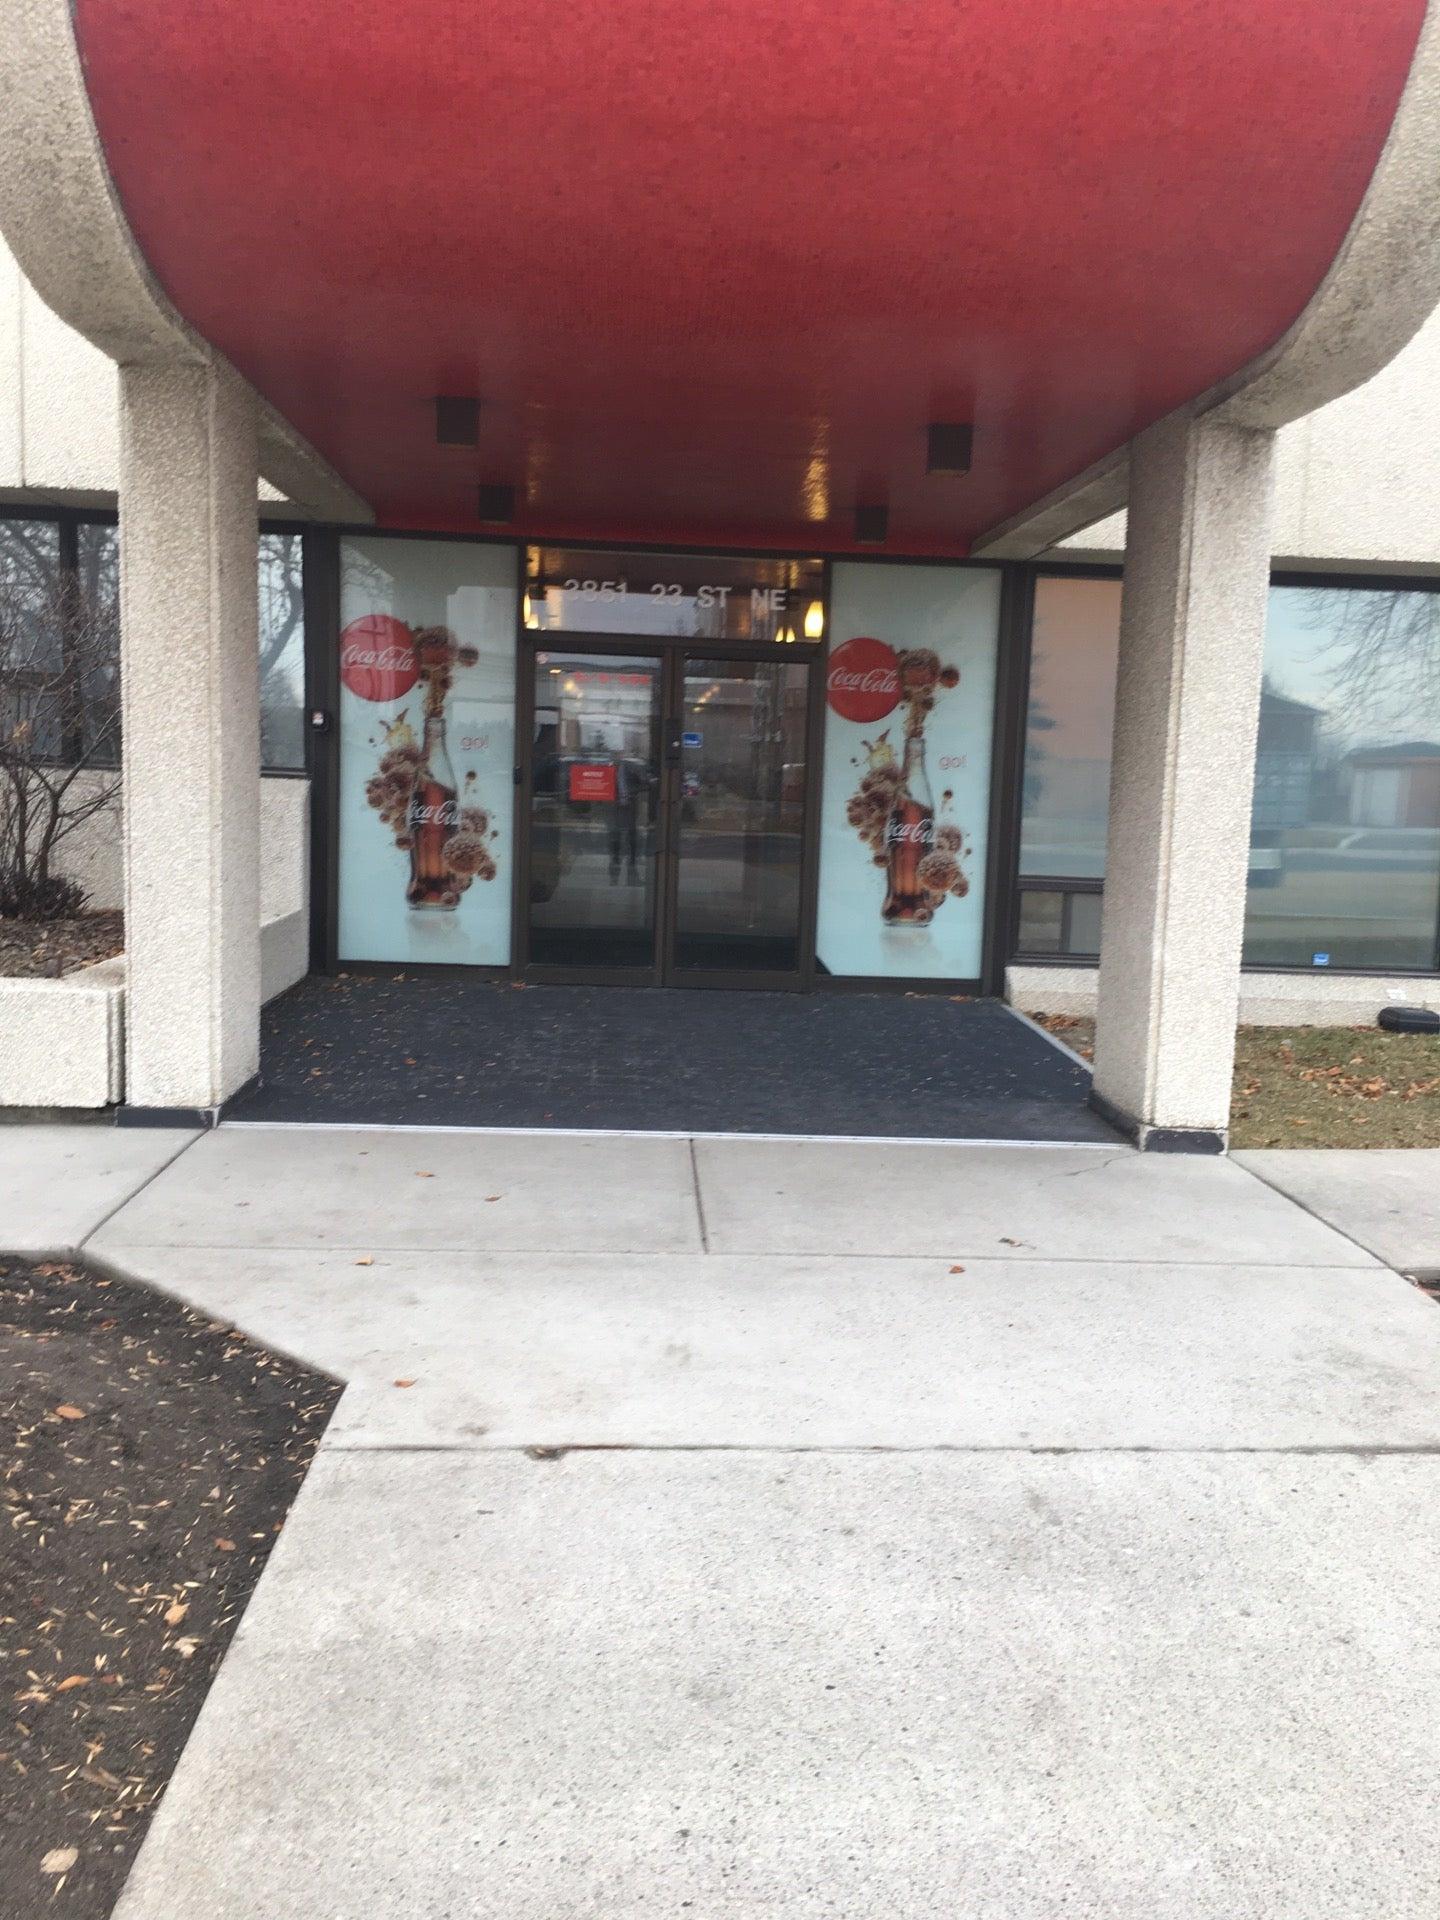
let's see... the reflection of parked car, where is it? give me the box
[1248,829,1285,889]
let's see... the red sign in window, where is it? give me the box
[569,761,616,803]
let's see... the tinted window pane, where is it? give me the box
[0,520,65,758]
[1245,586,1440,970]
[1019,575,1120,881]
[76,523,121,765]
[1069,888,1103,953]
[0,518,62,665]
[259,531,305,770]
[1015,887,1102,957]
[1016,889,1064,953]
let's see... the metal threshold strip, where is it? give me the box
[220,1119,1119,1148]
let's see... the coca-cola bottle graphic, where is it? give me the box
[882,728,936,922]
[406,711,460,909]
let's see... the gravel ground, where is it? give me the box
[0,1257,339,1917]
[0,914,124,979]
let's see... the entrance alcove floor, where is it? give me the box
[229,975,1116,1141]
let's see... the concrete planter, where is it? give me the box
[0,956,125,1107]
[1008,963,1440,1028]
[0,904,307,1112]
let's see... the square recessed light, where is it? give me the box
[926,422,974,473]
[477,483,516,523]
[435,396,480,446]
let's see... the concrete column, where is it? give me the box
[118,361,260,1117]
[1091,412,1276,1150]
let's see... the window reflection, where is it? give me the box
[1246,586,1440,969]
[259,531,306,771]
[0,519,66,760]
[1015,575,1440,972]
[0,515,303,774]
[673,660,808,973]
[76,524,120,765]
[1018,575,1120,884]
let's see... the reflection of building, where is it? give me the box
[1344,741,1440,827]
[1252,688,1320,831]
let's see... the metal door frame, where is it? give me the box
[515,633,819,989]
[514,636,673,985]
[658,645,819,991]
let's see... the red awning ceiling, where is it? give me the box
[75,0,1425,554]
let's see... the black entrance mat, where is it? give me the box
[227,976,1117,1142]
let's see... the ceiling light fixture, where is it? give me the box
[855,503,888,545]
[434,396,481,446]
[477,483,516,523]
[926,421,974,474]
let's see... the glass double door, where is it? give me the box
[523,643,812,983]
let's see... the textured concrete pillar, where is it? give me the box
[118,361,260,1116]
[1091,412,1276,1149]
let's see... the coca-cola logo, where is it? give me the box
[340,614,419,703]
[826,636,900,723]
[885,818,934,845]
[410,800,458,828]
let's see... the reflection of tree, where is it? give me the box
[1,532,121,916]
[259,532,305,768]
[1022,675,1057,812]
[1300,586,1440,746]
[340,543,396,616]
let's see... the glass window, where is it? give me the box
[673,658,809,974]
[526,547,824,644]
[1014,572,1440,974]
[0,519,66,760]
[1019,574,1120,884]
[336,536,517,967]
[0,518,307,774]
[76,523,121,765]
[1245,585,1440,970]
[259,531,306,771]
[1015,888,1102,957]
[815,562,1000,981]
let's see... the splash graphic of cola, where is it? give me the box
[843,647,970,925]
[361,624,499,911]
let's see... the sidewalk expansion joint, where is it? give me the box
[1228,1155,1401,1275]
[75,1130,207,1250]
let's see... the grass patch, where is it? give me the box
[1030,1016,1440,1148]
[1230,1028,1440,1148]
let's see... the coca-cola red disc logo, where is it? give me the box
[826,636,900,724]
[340,614,418,703]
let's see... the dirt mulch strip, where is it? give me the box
[0,914,125,980]
[1030,1013,1440,1149]
[1,1258,339,1917]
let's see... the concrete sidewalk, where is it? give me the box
[1236,1147,1440,1273]
[4,1124,1440,1917]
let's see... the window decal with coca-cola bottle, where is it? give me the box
[336,539,516,966]
[816,564,1000,980]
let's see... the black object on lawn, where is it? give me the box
[1378,1005,1440,1034]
